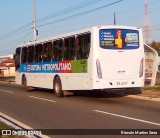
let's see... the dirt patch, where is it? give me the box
[141,90,160,98]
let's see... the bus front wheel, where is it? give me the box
[54,77,64,97]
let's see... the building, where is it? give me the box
[0,58,15,77]
[0,54,13,63]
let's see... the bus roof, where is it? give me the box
[16,25,141,48]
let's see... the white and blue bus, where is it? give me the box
[14,26,145,97]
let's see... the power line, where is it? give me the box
[1,0,124,40]
[118,8,160,25]
[1,0,159,42]
[0,22,32,40]
[0,30,33,55]
[37,0,125,28]
[143,27,160,32]
[36,0,106,23]
[34,0,160,27]
[15,30,33,45]
[0,0,106,40]
[4,28,33,40]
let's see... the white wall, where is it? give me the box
[3,67,15,77]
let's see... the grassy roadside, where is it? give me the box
[0,121,13,130]
[143,74,160,92]
[0,77,15,83]
[0,121,26,138]
[143,85,160,91]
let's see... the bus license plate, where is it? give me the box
[117,82,128,85]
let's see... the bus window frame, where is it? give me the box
[21,46,28,63]
[53,39,63,61]
[63,35,76,60]
[75,33,91,60]
[28,45,34,63]
[15,47,21,70]
[35,43,43,62]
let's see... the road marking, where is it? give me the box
[0,89,14,94]
[29,96,56,103]
[94,110,160,126]
[0,112,50,138]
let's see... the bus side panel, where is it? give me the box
[26,73,53,89]
[60,74,92,90]
[25,73,92,90]
[15,72,22,85]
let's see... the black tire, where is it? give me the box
[22,75,31,91]
[54,77,64,97]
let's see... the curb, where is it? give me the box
[0,81,15,84]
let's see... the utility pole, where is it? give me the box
[32,0,37,41]
[114,12,116,25]
[144,0,150,42]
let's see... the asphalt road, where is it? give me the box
[0,83,160,138]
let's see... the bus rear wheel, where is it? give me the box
[54,77,64,97]
[22,76,31,91]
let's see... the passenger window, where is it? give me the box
[35,44,42,62]
[21,47,28,63]
[53,39,63,61]
[76,33,90,59]
[70,37,76,60]
[48,42,53,61]
[28,46,34,63]
[42,42,53,62]
[83,33,91,59]
[14,47,21,70]
[64,36,75,60]
[76,36,82,59]
[42,43,48,62]
[64,38,69,60]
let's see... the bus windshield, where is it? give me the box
[99,29,139,50]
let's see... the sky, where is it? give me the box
[0,0,159,56]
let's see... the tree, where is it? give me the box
[147,41,160,55]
